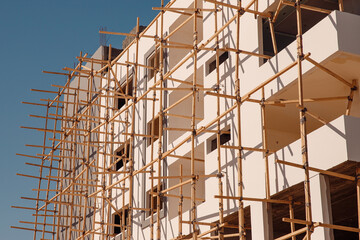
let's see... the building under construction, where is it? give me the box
[12,0,360,239]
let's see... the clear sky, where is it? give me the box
[0,0,168,239]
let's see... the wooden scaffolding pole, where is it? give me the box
[234,2,245,239]
[190,0,199,239]
[67,53,84,239]
[41,99,62,240]
[55,75,72,240]
[149,19,159,240]
[127,18,141,240]
[295,1,313,239]
[214,0,224,239]
[156,2,165,239]
[32,102,50,240]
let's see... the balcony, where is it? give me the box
[251,10,360,151]
[269,114,360,193]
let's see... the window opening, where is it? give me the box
[148,50,160,79]
[208,51,229,75]
[116,76,133,110]
[209,128,231,153]
[113,207,129,235]
[146,184,163,218]
[115,144,130,171]
[147,115,160,147]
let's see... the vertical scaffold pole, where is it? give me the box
[156,1,165,239]
[214,1,224,238]
[150,20,159,240]
[33,102,50,240]
[128,18,141,240]
[235,1,245,239]
[191,0,199,239]
[295,0,313,239]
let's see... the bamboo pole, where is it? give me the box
[78,56,96,240]
[306,57,352,88]
[288,196,296,240]
[295,1,313,239]
[274,226,309,240]
[272,0,284,23]
[67,53,84,240]
[178,165,183,238]
[268,15,278,55]
[261,87,273,238]
[234,1,245,239]
[214,4,224,237]
[214,195,301,205]
[32,102,50,240]
[191,0,199,238]
[276,159,355,181]
[40,99,61,240]
[261,88,271,199]
[156,3,165,239]
[55,75,72,240]
[339,0,344,11]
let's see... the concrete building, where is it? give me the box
[13,0,360,239]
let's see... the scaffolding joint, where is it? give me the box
[301,107,307,113]
[303,161,308,169]
[260,97,265,106]
[192,129,197,136]
[238,8,245,15]
[236,95,242,103]
[213,84,220,91]
[298,53,305,61]
[301,146,308,155]
[300,116,306,123]
[308,222,315,233]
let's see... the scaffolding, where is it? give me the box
[12,0,360,239]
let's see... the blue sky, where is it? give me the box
[0,1,167,238]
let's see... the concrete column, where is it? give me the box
[250,202,272,240]
[310,174,334,240]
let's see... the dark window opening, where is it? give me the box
[210,130,231,153]
[146,184,163,218]
[116,76,133,110]
[262,0,338,62]
[147,115,160,147]
[113,208,129,235]
[115,144,130,171]
[148,50,160,79]
[113,214,121,234]
[208,51,229,74]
